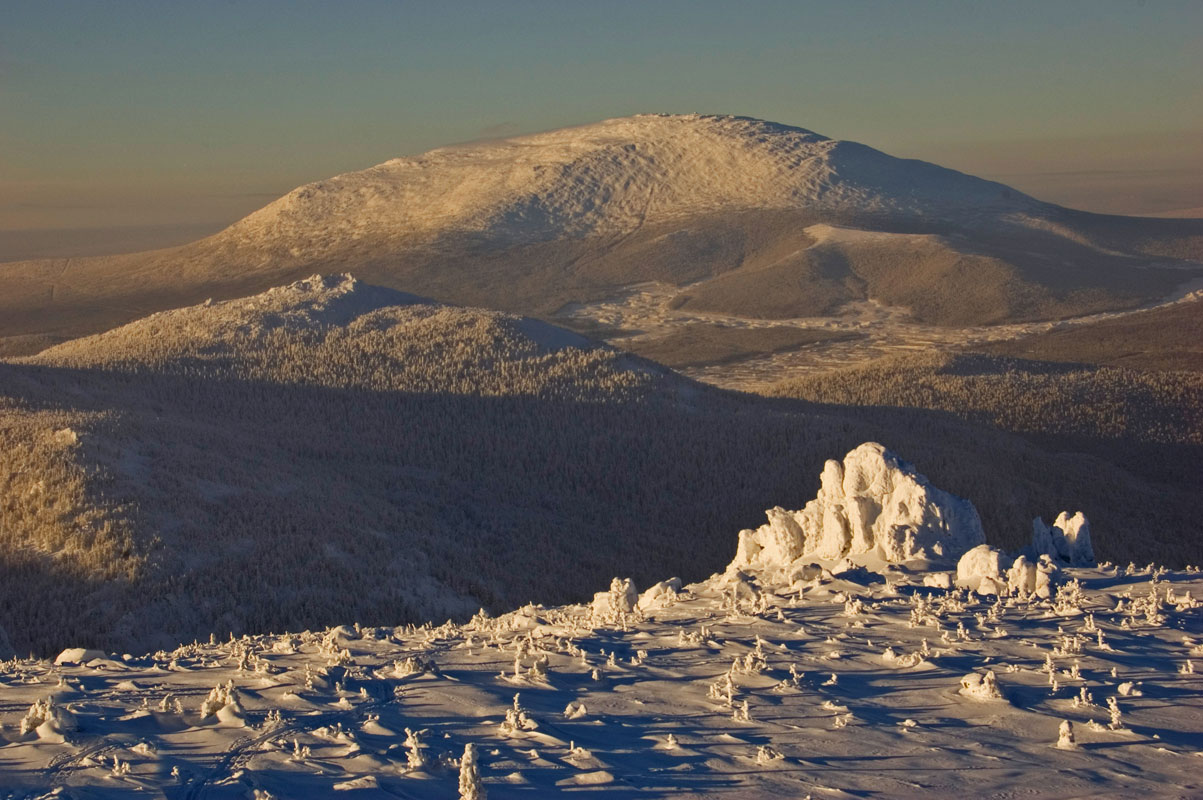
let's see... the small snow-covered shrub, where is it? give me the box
[756,744,784,764]
[499,693,537,735]
[958,670,1004,701]
[459,742,485,800]
[1056,719,1076,749]
[19,697,77,740]
[199,680,244,724]
[404,727,426,770]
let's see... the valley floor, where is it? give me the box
[556,279,1203,391]
[1,566,1200,798]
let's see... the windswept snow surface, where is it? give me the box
[1,560,1200,797]
[0,450,1199,798]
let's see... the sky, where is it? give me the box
[1,0,1200,254]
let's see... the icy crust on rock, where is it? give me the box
[730,443,985,576]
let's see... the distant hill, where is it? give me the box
[1,276,1199,656]
[2,115,1201,351]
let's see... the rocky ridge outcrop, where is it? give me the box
[730,443,987,579]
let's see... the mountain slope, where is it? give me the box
[2,114,1200,349]
[1,276,1199,656]
[978,295,1203,372]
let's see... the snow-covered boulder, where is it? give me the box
[1033,555,1061,600]
[1032,512,1094,566]
[730,443,985,577]
[638,578,683,611]
[1007,555,1038,595]
[1031,518,1056,559]
[54,648,106,666]
[957,545,1008,595]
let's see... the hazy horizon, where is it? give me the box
[3,0,1200,254]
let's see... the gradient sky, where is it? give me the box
[2,0,1201,244]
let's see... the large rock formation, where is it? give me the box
[730,442,985,575]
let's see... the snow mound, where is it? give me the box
[54,648,106,666]
[730,443,985,577]
[956,545,1008,595]
[958,670,1005,701]
[638,578,683,611]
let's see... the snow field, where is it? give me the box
[0,557,1200,798]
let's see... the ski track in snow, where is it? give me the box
[1,565,1201,798]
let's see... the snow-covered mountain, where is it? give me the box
[224,115,1040,247]
[2,115,1201,349]
[1,276,1196,657]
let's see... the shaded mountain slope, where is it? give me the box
[977,296,1203,372]
[1,277,1199,656]
[769,349,1202,520]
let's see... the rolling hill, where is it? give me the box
[2,115,1201,355]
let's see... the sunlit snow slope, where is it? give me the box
[2,115,1201,347]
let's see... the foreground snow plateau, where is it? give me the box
[1,556,1200,796]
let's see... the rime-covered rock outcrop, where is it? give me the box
[730,443,985,576]
[955,545,1009,595]
[1032,512,1095,566]
[955,547,1062,597]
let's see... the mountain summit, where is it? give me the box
[225,114,1041,251]
[2,114,1200,347]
